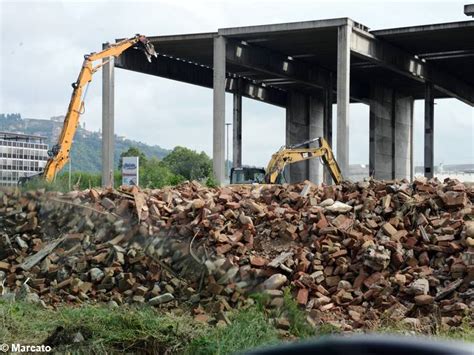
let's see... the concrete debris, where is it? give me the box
[263,274,288,290]
[148,293,175,306]
[324,201,352,213]
[0,177,473,329]
[409,278,430,296]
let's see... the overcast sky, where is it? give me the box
[1,0,473,167]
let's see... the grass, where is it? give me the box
[376,311,474,343]
[436,316,474,342]
[0,296,472,354]
[0,300,207,354]
[0,291,313,354]
[186,306,280,355]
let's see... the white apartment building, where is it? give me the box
[0,132,49,186]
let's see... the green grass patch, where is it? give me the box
[0,298,471,354]
[186,306,280,355]
[0,300,207,354]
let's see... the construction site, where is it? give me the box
[0,2,473,354]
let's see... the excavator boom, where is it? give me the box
[229,137,342,185]
[34,35,157,183]
[264,137,342,184]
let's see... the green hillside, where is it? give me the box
[0,113,170,172]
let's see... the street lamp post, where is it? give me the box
[225,123,232,179]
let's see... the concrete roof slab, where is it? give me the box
[116,18,474,105]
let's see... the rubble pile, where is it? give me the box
[0,178,473,329]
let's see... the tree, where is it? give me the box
[162,146,212,181]
[140,157,184,188]
[119,147,147,169]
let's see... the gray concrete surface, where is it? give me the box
[336,25,351,178]
[308,95,325,184]
[369,83,413,180]
[232,93,242,168]
[424,83,435,179]
[286,91,309,183]
[213,36,226,185]
[102,46,114,187]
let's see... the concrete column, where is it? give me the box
[232,93,242,168]
[213,36,226,185]
[424,82,434,178]
[102,44,114,187]
[324,74,333,185]
[336,24,352,177]
[369,83,413,180]
[394,93,414,180]
[309,95,324,184]
[286,91,325,184]
[286,91,309,183]
[324,73,334,147]
[369,84,393,180]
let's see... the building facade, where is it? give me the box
[0,132,49,186]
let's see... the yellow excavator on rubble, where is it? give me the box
[19,34,157,184]
[230,137,343,185]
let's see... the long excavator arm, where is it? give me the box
[41,35,157,182]
[264,137,343,184]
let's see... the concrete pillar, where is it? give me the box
[232,93,242,168]
[424,82,434,179]
[286,91,325,184]
[369,84,393,180]
[286,91,309,183]
[309,95,324,184]
[324,75,333,185]
[102,44,114,187]
[369,83,413,180]
[394,93,414,180]
[213,36,226,185]
[336,24,351,177]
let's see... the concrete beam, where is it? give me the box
[372,19,474,36]
[424,82,435,178]
[232,93,242,168]
[226,39,330,90]
[219,18,350,36]
[213,36,226,185]
[225,39,368,102]
[102,44,114,187]
[465,4,474,17]
[116,50,287,107]
[351,28,474,106]
[227,76,286,107]
[336,25,351,177]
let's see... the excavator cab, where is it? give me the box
[230,167,266,184]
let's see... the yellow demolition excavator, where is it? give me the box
[19,34,157,184]
[230,137,343,185]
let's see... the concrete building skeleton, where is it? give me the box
[101,17,474,186]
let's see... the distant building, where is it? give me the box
[0,132,49,186]
[50,115,65,122]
